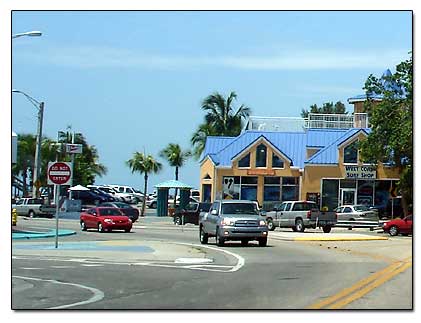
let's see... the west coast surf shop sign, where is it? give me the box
[344,165,376,179]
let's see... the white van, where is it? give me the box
[108,185,144,204]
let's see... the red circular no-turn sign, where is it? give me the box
[48,162,72,185]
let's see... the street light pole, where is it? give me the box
[12,31,42,39]
[12,90,44,198]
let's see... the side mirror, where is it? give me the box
[211,209,218,215]
[273,207,279,212]
[260,210,267,216]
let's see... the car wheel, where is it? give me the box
[389,225,399,236]
[241,239,249,246]
[125,228,131,233]
[80,221,87,231]
[199,226,208,244]
[322,225,332,233]
[259,237,268,247]
[292,226,297,232]
[215,227,225,246]
[98,222,104,232]
[174,216,182,225]
[28,210,35,218]
[151,202,157,209]
[266,218,275,231]
[295,219,305,232]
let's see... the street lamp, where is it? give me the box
[12,31,42,39]
[12,89,44,198]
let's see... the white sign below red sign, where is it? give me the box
[47,161,72,185]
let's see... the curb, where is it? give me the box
[269,234,388,242]
[12,229,77,240]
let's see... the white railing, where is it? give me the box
[305,113,368,129]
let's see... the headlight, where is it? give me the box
[104,219,114,224]
[222,218,235,226]
[259,220,266,226]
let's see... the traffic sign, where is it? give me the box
[66,143,83,154]
[47,162,72,185]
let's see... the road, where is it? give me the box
[12,214,413,310]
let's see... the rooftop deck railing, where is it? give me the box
[305,113,368,129]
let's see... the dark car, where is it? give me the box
[89,188,115,202]
[70,190,108,206]
[383,215,413,236]
[173,202,212,225]
[80,207,132,232]
[99,202,139,223]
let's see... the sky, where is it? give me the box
[11,10,412,193]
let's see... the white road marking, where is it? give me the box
[174,258,213,264]
[20,267,42,270]
[50,266,75,269]
[80,264,104,267]
[175,242,245,272]
[13,275,104,309]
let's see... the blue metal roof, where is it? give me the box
[200,136,236,162]
[202,128,372,168]
[306,129,370,165]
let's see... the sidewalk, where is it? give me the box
[269,229,388,241]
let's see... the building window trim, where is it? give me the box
[238,152,251,169]
[272,153,285,169]
[255,144,267,168]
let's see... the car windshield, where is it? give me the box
[221,203,258,215]
[354,205,370,212]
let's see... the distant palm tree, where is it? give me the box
[126,152,162,216]
[12,134,36,197]
[159,143,191,206]
[191,91,250,159]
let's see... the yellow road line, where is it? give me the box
[307,256,412,309]
[295,236,388,241]
[328,261,412,309]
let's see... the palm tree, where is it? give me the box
[12,134,36,196]
[159,143,191,206]
[126,152,162,216]
[191,91,251,159]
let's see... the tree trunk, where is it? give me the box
[174,166,179,208]
[141,173,148,217]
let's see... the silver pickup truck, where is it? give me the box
[265,200,337,233]
[12,198,54,218]
[199,200,268,247]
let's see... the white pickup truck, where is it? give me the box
[12,198,54,218]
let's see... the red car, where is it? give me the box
[383,215,413,236]
[80,207,132,233]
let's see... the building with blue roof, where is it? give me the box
[199,70,401,213]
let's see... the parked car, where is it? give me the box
[172,202,212,225]
[265,201,336,233]
[89,185,125,202]
[334,205,379,222]
[147,197,199,209]
[383,215,413,236]
[199,200,268,247]
[99,202,139,223]
[70,190,108,206]
[80,207,132,233]
[88,187,116,202]
[108,185,145,204]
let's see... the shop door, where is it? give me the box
[341,189,356,205]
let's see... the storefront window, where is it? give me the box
[272,153,284,168]
[281,177,299,201]
[357,180,374,205]
[241,186,257,201]
[344,141,358,164]
[256,144,267,167]
[238,153,250,168]
[264,177,281,201]
[321,179,339,211]
[222,176,240,199]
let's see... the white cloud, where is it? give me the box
[14,45,410,71]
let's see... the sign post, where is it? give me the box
[66,141,83,200]
[47,162,72,248]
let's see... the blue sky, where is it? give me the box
[11,11,412,192]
